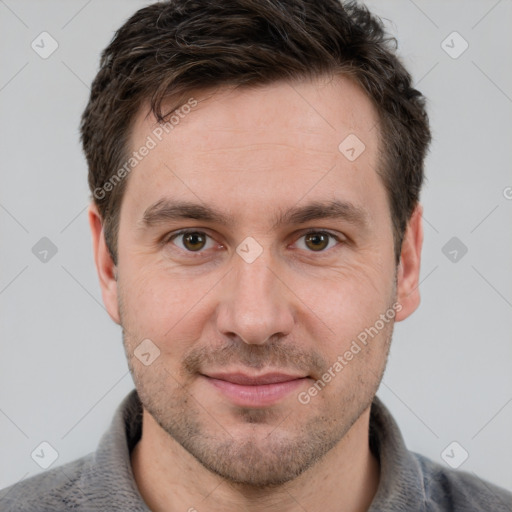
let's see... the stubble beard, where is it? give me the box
[122,325,393,489]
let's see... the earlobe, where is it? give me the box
[395,203,423,322]
[88,203,121,324]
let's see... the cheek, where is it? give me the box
[297,257,395,321]
[119,262,218,343]
[296,262,396,363]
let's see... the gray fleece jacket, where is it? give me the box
[1,389,511,511]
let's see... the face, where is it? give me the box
[90,75,422,487]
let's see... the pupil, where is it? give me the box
[185,232,204,251]
[307,233,327,251]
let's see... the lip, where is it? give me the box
[201,372,309,408]
[205,372,306,385]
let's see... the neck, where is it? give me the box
[131,406,380,512]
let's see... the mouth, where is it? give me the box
[200,371,309,408]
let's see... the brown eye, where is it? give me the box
[181,232,207,251]
[166,229,219,257]
[304,232,330,251]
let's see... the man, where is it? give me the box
[1,0,511,510]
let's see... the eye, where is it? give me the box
[294,230,342,252]
[167,230,216,252]
[165,229,344,256]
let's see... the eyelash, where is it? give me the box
[164,229,344,256]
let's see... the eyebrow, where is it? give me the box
[140,198,369,231]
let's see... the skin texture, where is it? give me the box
[89,75,423,512]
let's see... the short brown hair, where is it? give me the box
[81,0,431,265]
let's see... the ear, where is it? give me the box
[395,203,423,322]
[88,203,121,324]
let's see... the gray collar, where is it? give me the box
[368,395,428,511]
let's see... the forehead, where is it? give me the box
[133,75,379,152]
[122,75,385,226]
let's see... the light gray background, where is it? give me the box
[1,0,511,493]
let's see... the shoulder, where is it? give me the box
[0,454,93,512]
[413,452,512,511]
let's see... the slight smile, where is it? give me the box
[201,372,310,408]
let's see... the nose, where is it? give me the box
[215,247,295,346]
